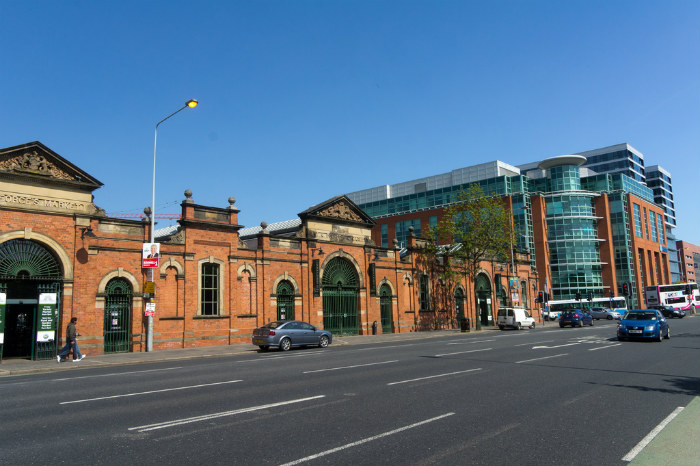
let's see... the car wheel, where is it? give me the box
[516,322,521,330]
[590,320,594,326]
[319,335,329,348]
[618,336,626,341]
[656,332,663,343]
[559,324,565,328]
[530,322,536,329]
[279,337,292,351]
[607,315,612,320]
[498,325,505,330]
[258,345,269,352]
[664,329,670,340]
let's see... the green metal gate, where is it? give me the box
[379,284,393,333]
[0,239,63,361]
[322,258,359,336]
[104,278,132,353]
[276,280,295,320]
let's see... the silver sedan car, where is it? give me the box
[590,307,622,320]
[252,320,332,351]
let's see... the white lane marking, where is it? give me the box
[129,395,326,432]
[515,354,568,364]
[514,340,553,347]
[238,352,324,363]
[588,343,622,351]
[447,339,495,345]
[278,413,455,466]
[532,343,580,349]
[387,368,482,386]
[434,348,492,357]
[622,406,685,462]
[303,360,398,374]
[61,379,243,404]
[53,367,183,382]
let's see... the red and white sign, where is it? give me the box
[145,302,155,317]
[142,243,160,268]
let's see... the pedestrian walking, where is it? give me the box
[57,317,86,362]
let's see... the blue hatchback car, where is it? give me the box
[617,310,670,342]
[559,309,593,328]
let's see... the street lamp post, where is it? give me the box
[146,99,198,352]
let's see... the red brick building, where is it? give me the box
[676,240,700,283]
[0,142,538,360]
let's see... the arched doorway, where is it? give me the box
[276,280,295,320]
[379,284,393,334]
[455,287,465,321]
[322,257,359,336]
[475,273,492,326]
[0,239,63,360]
[104,278,132,353]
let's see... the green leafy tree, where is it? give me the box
[420,184,514,328]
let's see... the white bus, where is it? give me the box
[545,296,628,320]
[644,283,699,312]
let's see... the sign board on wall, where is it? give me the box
[145,302,155,317]
[37,293,57,342]
[0,293,5,345]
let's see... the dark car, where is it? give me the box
[559,309,594,328]
[618,310,669,342]
[648,305,685,319]
[252,320,332,351]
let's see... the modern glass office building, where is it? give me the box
[646,165,681,282]
[347,150,669,308]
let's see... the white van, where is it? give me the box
[497,307,536,330]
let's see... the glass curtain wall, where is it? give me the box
[544,164,604,300]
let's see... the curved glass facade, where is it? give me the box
[545,164,604,300]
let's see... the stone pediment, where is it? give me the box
[298,195,376,227]
[0,141,103,190]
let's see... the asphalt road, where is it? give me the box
[1,317,697,466]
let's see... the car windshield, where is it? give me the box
[624,312,657,321]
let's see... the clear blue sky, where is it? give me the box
[2,1,698,243]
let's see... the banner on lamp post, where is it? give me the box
[142,243,160,268]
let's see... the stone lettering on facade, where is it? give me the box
[0,193,87,211]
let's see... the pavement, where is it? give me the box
[0,324,697,465]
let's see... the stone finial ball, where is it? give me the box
[260,221,268,229]
[184,189,193,199]
[228,197,236,205]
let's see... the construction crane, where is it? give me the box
[108,213,181,220]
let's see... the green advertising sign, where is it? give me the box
[0,292,5,345]
[37,293,57,343]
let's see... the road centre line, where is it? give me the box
[622,406,685,462]
[277,412,455,466]
[238,352,323,363]
[588,343,622,351]
[447,339,495,345]
[129,395,326,432]
[434,348,492,357]
[61,380,243,404]
[516,354,568,364]
[303,360,398,374]
[53,367,183,382]
[514,340,553,347]
[387,368,482,386]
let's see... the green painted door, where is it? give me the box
[379,284,393,333]
[104,278,132,353]
[322,258,359,336]
[276,280,295,320]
